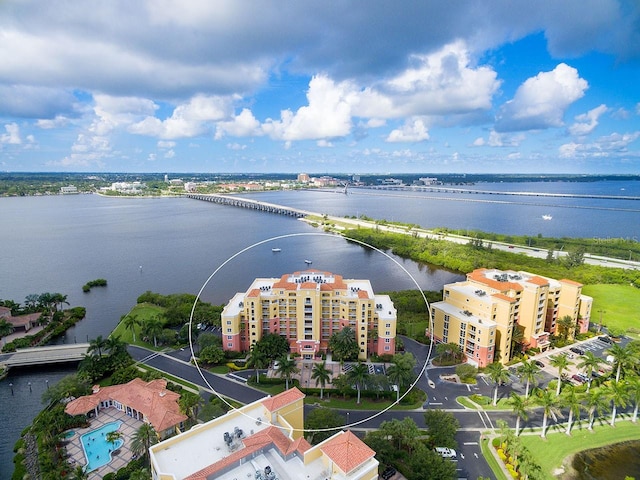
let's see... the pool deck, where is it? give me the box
[64,408,143,478]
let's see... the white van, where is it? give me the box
[435,447,457,459]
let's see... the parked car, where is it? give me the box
[577,373,589,382]
[599,336,612,344]
[571,374,585,383]
[534,360,545,368]
[570,347,585,355]
[381,467,396,479]
[435,447,457,459]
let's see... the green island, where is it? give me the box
[4,221,640,480]
[82,278,107,293]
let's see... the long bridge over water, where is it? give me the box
[187,193,312,217]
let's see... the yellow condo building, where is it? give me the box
[149,388,379,480]
[430,268,592,367]
[221,270,397,361]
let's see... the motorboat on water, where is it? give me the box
[542,214,552,220]
[304,259,312,264]
[272,248,282,252]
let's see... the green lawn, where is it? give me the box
[582,284,640,335]
[110,302,166,347]
[518,418,640,479]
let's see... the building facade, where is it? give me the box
[221,270,397,361]
[430,268,592,367]
[149,388,379,480]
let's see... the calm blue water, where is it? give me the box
[0,180,638,477]
[81,420,123,471]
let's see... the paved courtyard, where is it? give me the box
[63,408,143,478]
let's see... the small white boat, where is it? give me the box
[271,248,282,252]
[304,259,312,264]
[542,214,552,220]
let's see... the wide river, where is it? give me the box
[0,179,638,477]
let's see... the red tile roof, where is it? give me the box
[527,276,549,286]
[320,431,375,474]
[261,387,305,412]
[559,278,583,287]
[64,378,187,433]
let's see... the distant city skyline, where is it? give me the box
[0,1,639,174]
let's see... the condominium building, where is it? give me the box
[149,388,379,480]
[221,270,397,361]
[429,268,593,367]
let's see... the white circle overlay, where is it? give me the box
[188,232,434,433]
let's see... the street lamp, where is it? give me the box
[597,309,606,333]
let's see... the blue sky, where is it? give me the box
[0,1,639,174]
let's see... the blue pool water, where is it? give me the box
[80,420,124,472]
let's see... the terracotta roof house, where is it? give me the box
[0,306,41,332]
[149,388,379,480]
[65,378,188,439]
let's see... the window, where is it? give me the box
[226,320,231,325]
[385,331,390,336]
[227,335,232,340]
[227,342,233,348]
[386,323,391,328]
[384,346,390,351]
[226,328,232,333]
[385,338,390,343]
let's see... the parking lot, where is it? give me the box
[530,335,618,385]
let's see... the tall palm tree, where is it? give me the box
[606,380,629,426]
[276,356,299,390]
[131,423,158,465]
[247,348,269,384]
[535,388,561,438]
[485,362,511,406]
[607,344,636,383]
[627,376,640,423]
[561,385,583,435]
[143,315,164,348]
[585,387,609,430]
[510,325,525,357]
[577,351,603,392]
[88,335,107,357]
[311,361,332,399]
[123,314,141,342]
[557,315,575,340]
[71,465,89,480]
[549,354,571,396]
[179,392,204,425]
[347,362,370,404]
[516,360,541,398]
[507,392,529,436]
[386,353,417,402]
[105,335,127,356]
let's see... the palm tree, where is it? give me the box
[71,465,89,480]
[557,315,575,340]
[131,422,158,465]
[123,314,141,342]
[549,354,571,396]
[577,351,603,392]
[247,348,269,384]
[179,392,204,425]
[561,385,583,435]
[507,392,529,436]
[535,388,561,438]
[106,430,122,449]
[311,361,332,399]
[628,376,640,423]
[516,360,541,398]
[105,335,127,356]
[606,380,629,426]
[0,318,14,339]
[485,362,511,406]
[386,353,417,402]
[143,315,164,348]
[88,335,107,357]
[607,344,636,383]
[510,325,525,356]
[585,387,609,430]
[347,362,370,404]
[276,356,299,390]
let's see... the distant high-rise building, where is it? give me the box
[297,173,309,183]
[222,270,397,360]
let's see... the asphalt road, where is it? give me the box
[128,334,633,480]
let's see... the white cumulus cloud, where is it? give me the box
[215,108,262,139]
[386,118,430,143]
[1,123,22,144]
[569,104,608,136]
[496,63,588,132]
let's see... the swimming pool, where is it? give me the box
[80,420,124,472]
